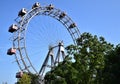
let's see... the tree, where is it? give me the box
[67,32,114,84]
[45,32,114,84]
[17,73,31,84]
[28,73,39,84]
[45,72,67,84]
[101,44,120,84]
[16,72,40,84]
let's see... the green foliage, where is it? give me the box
[28,73,39,84]
[65,32,114,84]
[101,44,120,84]
[17,72,39,84]
[18,73,31,84]
[52,77,67,84]
[44,32,120,84]
[45,72,67,84]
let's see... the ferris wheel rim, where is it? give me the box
[12,3,81,75]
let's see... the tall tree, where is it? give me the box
[45,32,114,84]
[101,44,120,84]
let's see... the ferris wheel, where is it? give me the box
[7,2,80,83]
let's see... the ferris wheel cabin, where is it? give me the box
[18,8,27,17]
[59,12,66,19]
[8,24,18,33]
[69,23,76,28]
[32,2,40,9]
[7,48,16,55]
[46,4,54,10]
[16,71,23,78]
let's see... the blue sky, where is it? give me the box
[0,0,120,83]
